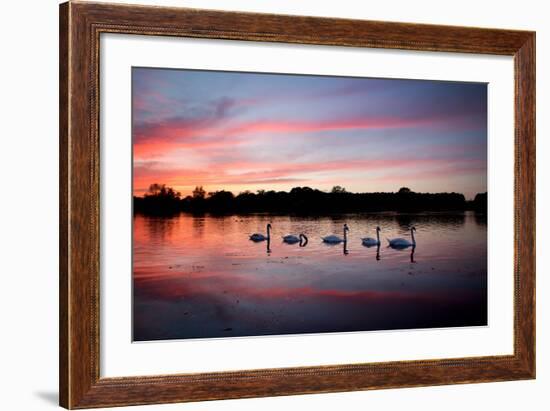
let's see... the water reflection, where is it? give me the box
[474,213,487,226]
[192,216,205,238]
[386,241,416,263]
[361,239,381,260]
[322,239,349,255]
[133,211,487,341]
[395,212,466,231]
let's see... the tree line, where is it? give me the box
[133,183,487,215]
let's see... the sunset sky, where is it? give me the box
[132,67,487,200]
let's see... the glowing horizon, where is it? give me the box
[133,68,487,200]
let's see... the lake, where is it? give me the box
[133,211,487,341]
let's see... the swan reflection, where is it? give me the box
[323,239,348,255]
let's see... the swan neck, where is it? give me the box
[376,229,380,242]
[411,228,416,245]
[267,224,271,239]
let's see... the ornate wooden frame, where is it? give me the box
[59,1,535,408]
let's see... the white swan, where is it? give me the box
[362,226,381,247]
[322,224,349,244]
[387,227,416,249]
[250,223,271,242]
[283,233,308,245]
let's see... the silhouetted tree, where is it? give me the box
[145,183,180,200]
[473,192,487,213]
[398,187,412,194]
[192,186,206,199]
[207,190,235,212]
[134,183,182,215]
[331,185,347,194]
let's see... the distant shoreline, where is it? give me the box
[133,184,487,216]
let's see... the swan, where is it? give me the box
[387,227,416,249]
[283,233,308,245]
[250,223,271,242]
[322,224,349,244]
[362,226,381,247]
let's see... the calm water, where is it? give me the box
[133,212,487,341]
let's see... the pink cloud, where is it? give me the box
[224,116,433,136]
[133,110,485,160]
[133,155,486,196]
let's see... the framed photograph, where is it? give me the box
[59,1,535,409]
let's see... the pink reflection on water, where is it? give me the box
[133,212,487,341]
